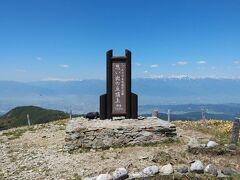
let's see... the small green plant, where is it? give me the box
[0,171,4,180]
[100,154,105,160]
[58,125,66,130]
[53,119,68,126]
[2,128,27,140]
[9,155,18,162]
[72,173,82,180]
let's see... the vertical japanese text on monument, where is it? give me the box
[112,62,126,114]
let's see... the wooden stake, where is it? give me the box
[231,118,240,145]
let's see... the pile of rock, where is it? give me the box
[84,161,239,179]
[64,117,176,151]
[187,138,240,156]
[187,138,219,149]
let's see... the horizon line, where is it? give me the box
[2,75,240,82]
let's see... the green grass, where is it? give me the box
[9,155,18,163]
[0,171,4,180]
[174,120,235,145]
[2,128,27,140]
[190,126,231,145]
[72,173,82,180]
[0,106,69,130]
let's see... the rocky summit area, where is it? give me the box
[64,117,176,151]
[0,118,239,180]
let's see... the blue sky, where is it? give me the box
[0,0,240,81]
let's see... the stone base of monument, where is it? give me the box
[64,117,177,151]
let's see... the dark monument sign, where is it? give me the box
[100,49,138,119]
[112,62,127,114]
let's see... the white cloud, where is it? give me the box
[16,69,26,73]
[135,63,141,66]
[169,74,189,79]
[150,64,159,68]
[59,64,69,68]
[36,57,42,61]
[144,70,148,74]
[148,74,164,79]
[196,60,206,64]
[44,77,80,81]
[211,66,216,70]
[234,61,240,64]
[142,74,240,80]
[177,61,188,65]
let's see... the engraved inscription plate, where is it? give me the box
[112,62,126,114]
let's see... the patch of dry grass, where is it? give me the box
[52,119,69,126]
[174,120,235,145]
[2,128,28,140]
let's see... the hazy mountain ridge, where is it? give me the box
[139,103,240,114]
[0,106,69,130]
[1,78,240,113]
[142,112,235,121]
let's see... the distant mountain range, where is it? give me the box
[1,78,240,114]
[0,104,237,131]
[142,112,235,121]
[139,103,240,114]
[140,103,240,120]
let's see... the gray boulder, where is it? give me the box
[217,170,229,178]
[112,168,128,180]
[228,144,237,150]
[160,164,173,175]
[206,141,218,148]
[138,116,145,120]
[129,172,145,179]
[70,133,80,140]
[200,144,206,148]
[96,174,113,180]
[175,164,189,174]
[84,177,97,180]
[86,112,99,119]
[204,164,218,176]
[222,167,238,176]
[143,165,159,176]
[190,160,204,173]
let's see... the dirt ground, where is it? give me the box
[0,119,239,180]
